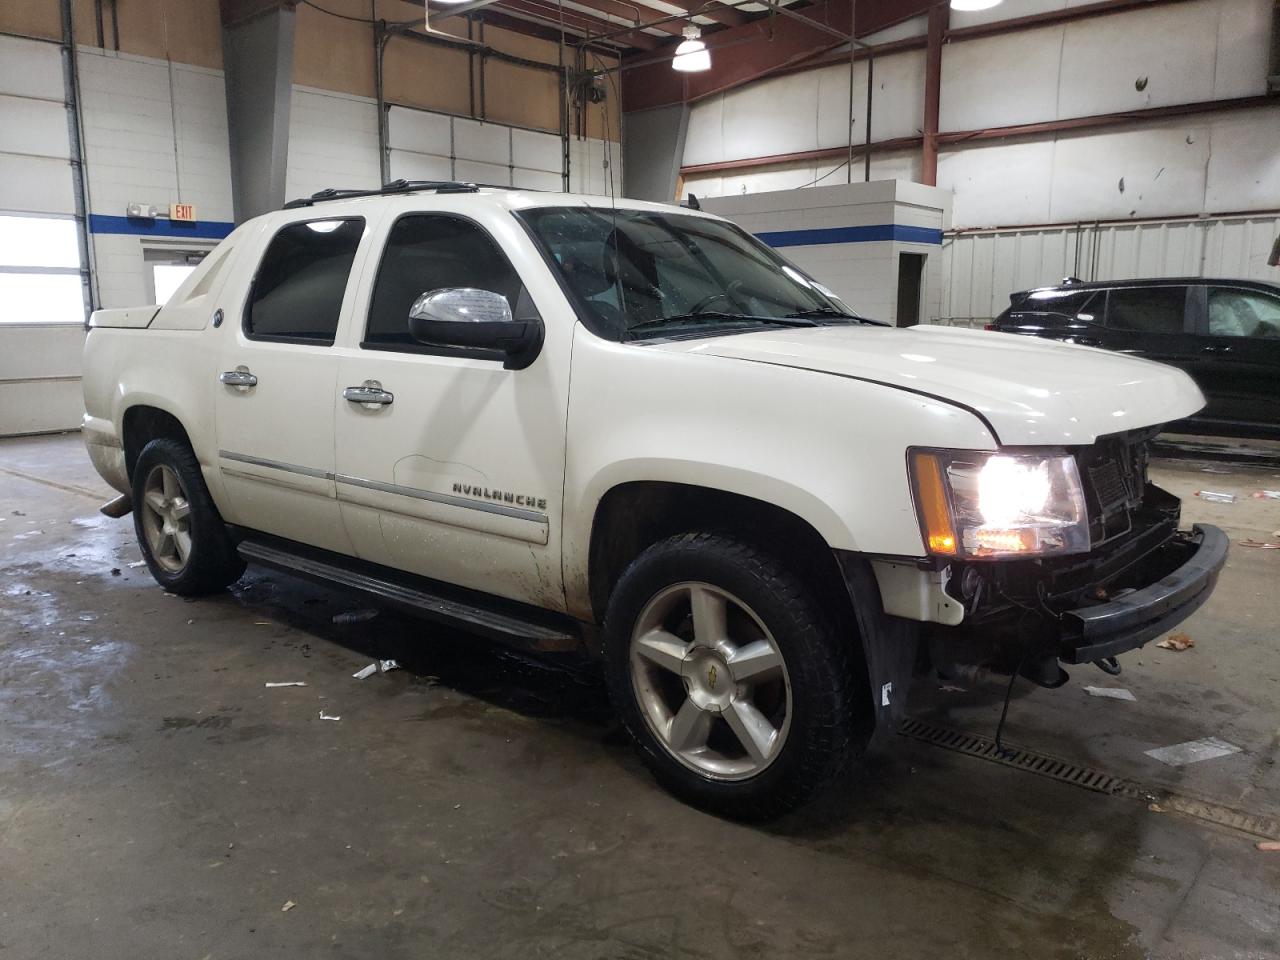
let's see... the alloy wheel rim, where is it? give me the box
[139,464,192,574]
[630,582,791,781]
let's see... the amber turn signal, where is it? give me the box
[910,451,957,556]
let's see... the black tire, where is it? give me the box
[603,532,868,820]
[131,437,245,595]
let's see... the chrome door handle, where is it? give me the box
[219,368,258,387]
[343,380,394,405]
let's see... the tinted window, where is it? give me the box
[365,214,531,349]
[1009,289,1104,324]
[1208,288,1280,338]
[1105,287,1186,334]
[245,218,363,343]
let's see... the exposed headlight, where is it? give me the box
[909,449,1090,559]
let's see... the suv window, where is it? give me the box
[1011,289,1104,323]
[1105,286,1186,334]
[365,214,531,351]
[245,218,364,343]
[1208,287,1280,338]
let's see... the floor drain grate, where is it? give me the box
[898,717,1280,841]
[898,717,1151,800]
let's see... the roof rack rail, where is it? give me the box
[282,179,481,209]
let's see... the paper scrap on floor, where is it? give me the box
[265,681,307,688]
[352,663,378,680]
[318,711,341,721]
[1145,737,1241,766]
[1083,685,1136,701]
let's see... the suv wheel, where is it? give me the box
[603,533,867,819]
[132,438,245,595]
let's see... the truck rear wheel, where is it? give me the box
[603,533,866,819]
[131,438,245,595]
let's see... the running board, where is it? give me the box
[236,538,581,651]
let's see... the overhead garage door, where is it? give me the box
[0,34,87,437]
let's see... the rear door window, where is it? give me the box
[1207,287,1280,339]
[1105,286,1187,334]
[244,218,365,344]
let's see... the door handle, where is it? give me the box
[219,368,258,387]
[343,380,394,406]
[1201,344,1233,354]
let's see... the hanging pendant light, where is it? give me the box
[950,0,1003,10]
[672,25,711,73]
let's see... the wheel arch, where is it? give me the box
[583,480,855,633]
[121,405,195,482]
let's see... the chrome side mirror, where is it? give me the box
[407,288,542,370]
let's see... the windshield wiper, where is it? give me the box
[626,312,817,338]
[785,307,860,321]
[785,307,888,327]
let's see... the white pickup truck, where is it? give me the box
[83,182,1227,817]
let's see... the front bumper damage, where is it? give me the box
[1057,523,1227,663]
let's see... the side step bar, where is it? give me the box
[237,538,582,651]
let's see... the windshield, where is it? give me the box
[518,206,859,340]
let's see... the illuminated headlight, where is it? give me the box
[909,449,1090,558]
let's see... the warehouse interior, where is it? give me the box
[2,0,1280,956]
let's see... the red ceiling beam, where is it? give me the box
[621,0,936,112]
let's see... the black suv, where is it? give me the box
[988,278,1280,440]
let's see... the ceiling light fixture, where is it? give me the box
[949,0,1003,10]
[672,25,711,73]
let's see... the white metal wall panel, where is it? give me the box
[1057,2,1221,119]
[1205,107,1280,212]
[720,70,821,162]
[1048,122,1210,223]
[0,95,71,159]
[286,86,381,202]
[0,155,75,214]
[388,149,453,183]
[78,52,179,215]
[684,47,925,167]
[939,25,1063,131]
[452,117,511,164]
[0,35,65,100]
[1214,0,1275,98]
[388,106,453,156]
[937,140,1054,228]
[171,66,234,222]
[511,127,561,174]
[512,168,562,191]
[454,158,511,186]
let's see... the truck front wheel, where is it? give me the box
[603,533,867,819]
[131,438,245,595]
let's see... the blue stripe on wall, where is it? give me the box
[756,224,943,248]
[88,214,235,240]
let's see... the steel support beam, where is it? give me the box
[921,2,945,187]
[223,4,296,219]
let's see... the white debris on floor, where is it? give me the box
[1082,686,1137,701]
[1145,737,1242,766]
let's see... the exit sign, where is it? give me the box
[170,203,196,222]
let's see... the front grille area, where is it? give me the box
[1076,427,1157,545]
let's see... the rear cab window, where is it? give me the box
[244,217,365,345]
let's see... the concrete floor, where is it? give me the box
[2,432,1278,960]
